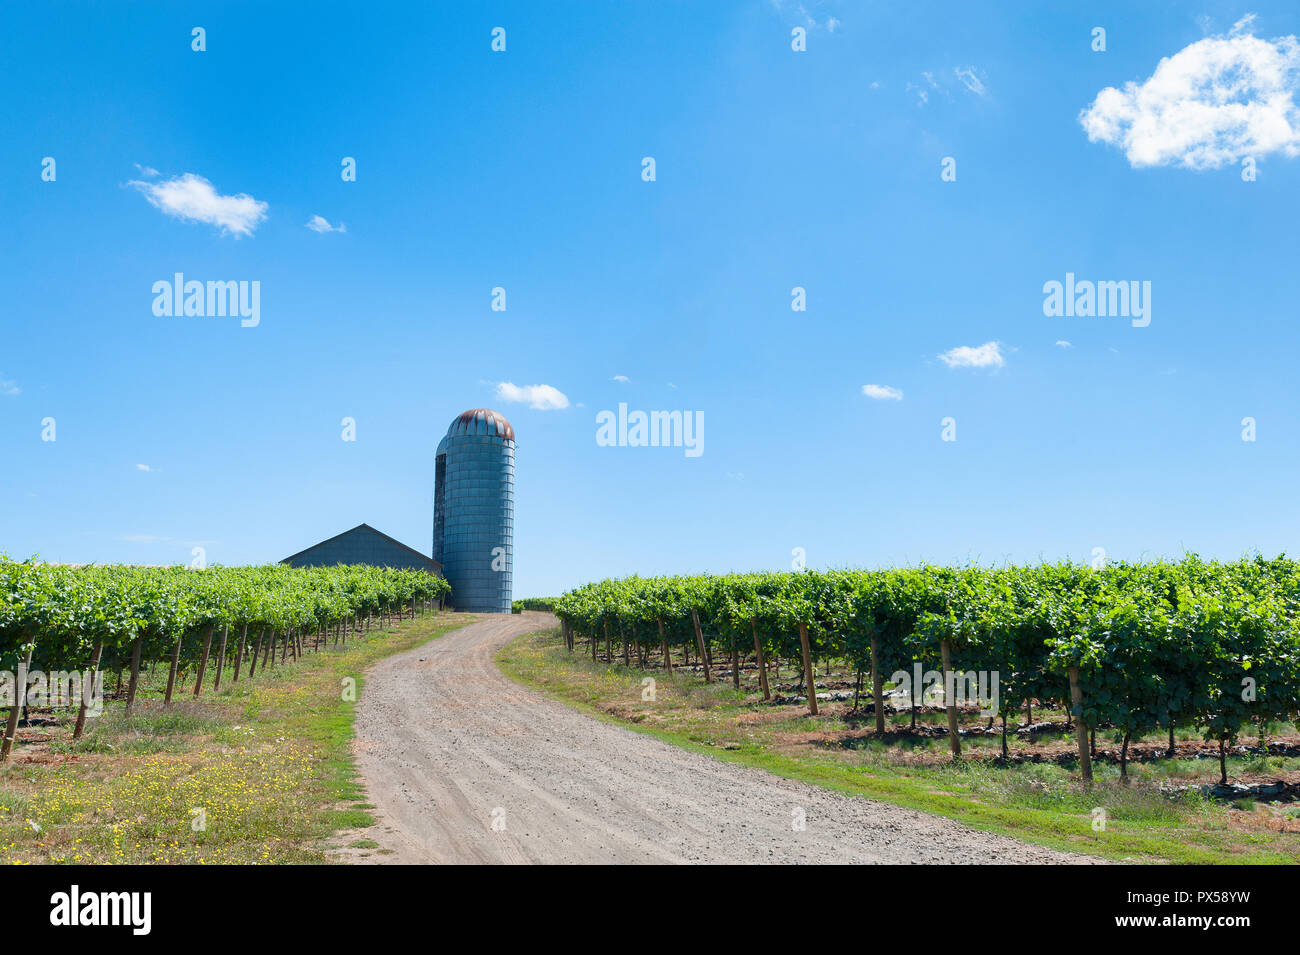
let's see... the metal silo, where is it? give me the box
[433,408,515,613]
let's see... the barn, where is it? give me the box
[281,523,443,575]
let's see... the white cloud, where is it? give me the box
[826,17,840,33]
[129,173,268,237]
[939,341,1004,369]
[611,374,630,383]
[306,214,346,234]
[494,382,570,411]
[136,463,154,472]
[1056,340,1073,348]
[910,68,981,106]
[0,373,18,396]
[1080,16,1300,169]
[861,383,904,400]
[954,66,987,96]
[133,163,159,178]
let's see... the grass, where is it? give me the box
[0,610,472,864]
[497,628,1300,865]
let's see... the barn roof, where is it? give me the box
[281,523,443,573]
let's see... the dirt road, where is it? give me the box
[349,612,1095,864]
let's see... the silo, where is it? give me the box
[433,408,515,613]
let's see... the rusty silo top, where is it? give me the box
[446,408,515,442]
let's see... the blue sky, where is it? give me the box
[3,1,1300,598]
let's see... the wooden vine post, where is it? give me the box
[1,651,32,761]
[658,618,672,675]
[0,704,16,762]
[125,635,144,715]
[870,633,884,734]
[249,629,265,678]
[1068,664,1092,784]
[690,609,712,683]
[193,624,215,694]
[940,639,961,757]
[73,638,104,739]
[798,622,818,716]
[213,625,229,691]
[164,632,184,704]
[1,676,20,761]
[750,619,769,700]
[231,624,249,684]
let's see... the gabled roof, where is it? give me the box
[281,523,442,571]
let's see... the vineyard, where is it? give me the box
[0,559,450,760]
[553,557,1300,785]
[512,597,558,614]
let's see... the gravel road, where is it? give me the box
[348,612,1097,864]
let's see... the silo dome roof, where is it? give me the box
[446,408,515,441]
